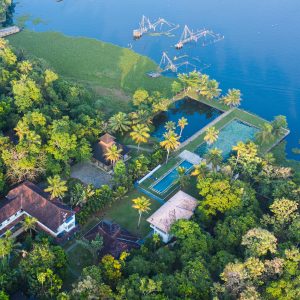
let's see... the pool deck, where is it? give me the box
[139,88,290,202]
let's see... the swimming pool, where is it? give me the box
[152,98,222,142]
[195,119,259,159]
[151,160,194,194]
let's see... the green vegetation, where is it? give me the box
[8,30,173,114]
[0,0,11,23]
[106,190,161,237]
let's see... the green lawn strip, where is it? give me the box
[186,89,230,112]
[104,189,161,238]
[8,30,173,112]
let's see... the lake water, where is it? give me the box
[152,99,222,142]
[13,0,300,159]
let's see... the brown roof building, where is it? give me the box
[92,133,130,170]
[0,181,76,237]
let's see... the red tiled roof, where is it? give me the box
[99,133,115,145]
[0,181,74,233]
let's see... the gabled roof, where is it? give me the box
[93,134,130,166]
[0,181,74,233]
[99,133,115,145]
[147,191,198,233]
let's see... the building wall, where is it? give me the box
[150,225,172,243]
[0,211,76,237]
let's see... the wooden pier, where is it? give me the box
[0,26,21,38]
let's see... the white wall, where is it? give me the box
[150,224,172,243]
[0,210,76,237]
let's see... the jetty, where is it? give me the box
[175,25,224,49]
[0,26,21,38]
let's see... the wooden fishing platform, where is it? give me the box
[0,26,21,38]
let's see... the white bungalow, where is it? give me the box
[0,181,76,238]
[147,190,198,243]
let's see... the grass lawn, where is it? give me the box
[63,242,95,289]
[8,30,173,115]
[105,189,161,238]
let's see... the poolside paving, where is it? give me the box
[179,150,202,164]
[71,161,112,188]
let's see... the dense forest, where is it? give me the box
[1,38,300,300]
[0,0,11,23]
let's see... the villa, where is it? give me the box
[147,190,198,243]
[92,133,130,172]
[0,181,76,238]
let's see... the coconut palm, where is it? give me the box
[108,112,131,135]
[105,144,122,167]
[255,123,274,144]
[164,121,176,132]
[129,110,152,126]
[160,130,180,163]
[204,126,219,145]
[223,89,242,107]
[178,117,188,138]
[132,196,151,228]
[177,166,189,189]
[205,148,223,172]
[199,76,221,100]
[44,175,68,200]
[0,231,21,267]
[130,124,150,152]
[271,115,287,137]
[191,162,209,178]
[22,216,37,237]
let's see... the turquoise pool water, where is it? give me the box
[195,119,259,159]
[151,160,193,194]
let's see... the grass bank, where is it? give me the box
[8,30,173,114]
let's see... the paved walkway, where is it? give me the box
[127,145,153,153]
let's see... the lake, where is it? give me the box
[13,0,300,159]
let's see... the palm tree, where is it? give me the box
[191,162,209,178]
[130,124,150,152]
[205,148,223,172]
[199,76,221,100]
[178,117,188,138]
[0,231,21,268]
[204,126,219,145]
[44,175,68,200]
[105,144,122,167]
[132,196,151,228]
[222,89,242,107]
[160,130,180,163]
[129,110,152,126]
[164,121,176,132]
[255,123,274,144]
[271,115,287,137]
[108,112,131,135]
[22,216,37,237]
[177,166,189,189]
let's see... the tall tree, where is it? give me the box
[222,89,242,107]
[130,124,150,152]
[22,216,37,237]
[204,126,219,145]
[178,117,188,138]
[132,197,151,228]
[105,144,122,167]
[44,175,68,200]
[160,130,180,163]
[205,148,223,172]
[108,112,131,135]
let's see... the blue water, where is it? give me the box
[153,98,222,142]
[152,160,193,193]
[13,0,300,159]
[195,119,259,159]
